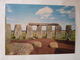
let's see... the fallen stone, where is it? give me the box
[32,41,42,47]
[49,42,58,48]
[6,43,34,55]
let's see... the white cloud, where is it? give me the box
[7,5,12,13]
[50,17,55,19]
[41,17,44,19]
[56,8,66,14]
[42,14,52,17]
[35,6,53,19]
[36,6,53,15]
[6,17,19,21]
[57,7,75,18]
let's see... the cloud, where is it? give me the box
[6,5,13,13]
[56,6,75,18]
[35,6,53,19]
[36,6,53,15]
[6,17,19,21]
[50,17,55,19]
[56,9,66,14]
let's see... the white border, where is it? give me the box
[0,0,80,60]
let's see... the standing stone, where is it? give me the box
[42,31,46,37]
[46,25,52,38]
[14,24,22,39]
[36,25,42,38]
[66,25,72,40]
[55,25,62,38]
[25,25,33,39]
[5,23,11,44]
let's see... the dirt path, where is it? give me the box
[11,38,75,54]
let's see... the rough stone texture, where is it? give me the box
[5,23,11,44]
[66,25,72,40]
[36,25,42,38]
[46,25,52,38]
[32,41,42,47]
[29,23,59,26]
[25,25,33,39]
[50,42,58,48]
[42,31,46,37]
[19,35,23,40]
[6,43,34,55]
[55,25,62,38]
[14,24,22,39]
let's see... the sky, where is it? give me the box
[6,4,75,30]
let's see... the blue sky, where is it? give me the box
[6,4,75,30]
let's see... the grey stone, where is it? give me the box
[66,25,72,40]
[50,42,58,48]
[55,25,62,38]
[46,25,52,38]
[19,35,23,40]
[32,41,42,47]
[36,25,42,38]
[25,25,33,39]
[42,31,46,37]
[14,24,22,38]
[6,43,34,55]
[5,23,11,44]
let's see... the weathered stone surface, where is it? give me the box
[66,25,72,40]
[14,24,22,38]
[5,23,11,44]
[55,25,62,38]
[29,23,59,26]
[46,25,52,38]
[42,31,46,37]
[25,25,33,39]
[19,35,23,40]
[36,25,42,38]
[6,43,34,55]
[50,42,58,48]
[32,41,42,47]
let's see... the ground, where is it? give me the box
[11,38,75,55]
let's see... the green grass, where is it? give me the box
[55,31,75,41]
[11,31,75,41]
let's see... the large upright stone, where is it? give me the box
[36,25,42,38]
[5,23,11,44]
[66,25,72,40]
[42,31,46,37]
[14,24,22,38]
[55,25,62,38]
[46,25,52,38]
[25,25,33,39]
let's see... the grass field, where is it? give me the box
[11,30,75,41]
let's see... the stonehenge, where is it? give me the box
[5,23,73,40]
[66,25,72,40]
[25,25,33,39]
[28,23,60,39]
[5,23,11,44]
[36,25,42,38]
[55,25,62,38]
[46,25,52,38]
[14,24,22,39]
